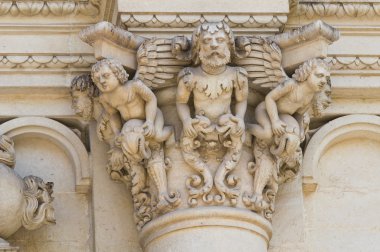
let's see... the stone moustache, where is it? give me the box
[73,20,338,233]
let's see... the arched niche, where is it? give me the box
[0,117,90,193]
[302,114,380,192]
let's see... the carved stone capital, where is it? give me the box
[74,19,338,252]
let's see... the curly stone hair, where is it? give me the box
[91,58,129,86]
[71,73,99,98]
[190,22,236,65]
[292,58,329,82]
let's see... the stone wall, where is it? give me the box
[0,1,379,252]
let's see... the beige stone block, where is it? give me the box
[89,123,142,252]
[318,138,380,189]
[270,177,305,249]
[140,207,271,252]
[117,0,289,14]
[9,193,91,252]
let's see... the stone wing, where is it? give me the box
[233,36,288,94]
[135,38,191,90]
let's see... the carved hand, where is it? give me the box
[142,120,155,138]
[272,120,286,136]
[183,118,199,138]
[230,116,245,136]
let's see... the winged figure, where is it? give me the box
[74,20,336,222]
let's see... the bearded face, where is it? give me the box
[72,90,93,121]
[198,29,231,69]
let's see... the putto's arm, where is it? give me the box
[265,79,296,124]
[132,79,157,124]
[99,98,122,139]
[234,68,249,120]
[176,68,198,137]
[176,68,193,123]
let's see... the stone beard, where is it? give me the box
[73,93,93,121]
[198,40,231,69]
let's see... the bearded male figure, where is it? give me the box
[176,22,248,205]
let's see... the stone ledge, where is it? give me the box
[139,206,272,251]
[0,0,100,17]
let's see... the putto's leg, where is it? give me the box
[248,102,273,140]
[154,109,173,142]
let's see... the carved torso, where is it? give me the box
[101,84,146,121]
[276,81,314,115]
[181,66,245,123]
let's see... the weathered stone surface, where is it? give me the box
[2,0,380,252]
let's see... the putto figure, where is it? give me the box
[249,58,329,142]
[90,59,180,228]
[244,58,330,218]
[176,22,248,206]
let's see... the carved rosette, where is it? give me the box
[73,20,338,251]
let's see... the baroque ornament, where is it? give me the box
[0,135,55,249]
[176,22,248,206]
[0,0,100,17]
[73,20,337,230]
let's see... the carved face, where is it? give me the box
[199,29,231,68]
[307,66,329,92]
[92,64,120,93]
[71,90,93,121]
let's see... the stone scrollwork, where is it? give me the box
[72,59,180,229]
[74,20,337,232]
[176,22,248,206]
[0,135,55,247]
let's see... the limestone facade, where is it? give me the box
[0,1,379,252]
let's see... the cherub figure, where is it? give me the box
[176,22,248,205]
[91,59,179,213]
[244,58,329,216]
[249,58,329,142]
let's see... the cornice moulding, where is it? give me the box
[296,1,380,18]
[0,0,100,17]
[327,56,380,71]
[0,55,95,70]
[79,21,145,50]
[270,20,339,48]
[120,14,288,30]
